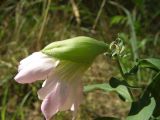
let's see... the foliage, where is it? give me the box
[0,0,159,120]
[85,39,160,120]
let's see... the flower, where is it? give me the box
[14,36,108,120]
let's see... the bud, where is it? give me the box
[42,36,108,63]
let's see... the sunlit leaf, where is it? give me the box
[139,58,160,71]
[126,72,160,120]
[84,77,132,102]
[84,83,111,92]
[126,96,156,120]
[110,15,126,26]
[124,58,160,77]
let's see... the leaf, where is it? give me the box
[110,15,126,26]
[124,65,139,76]
[134,0,144,7]
[109,77,133,102]
[84,83,112,92]
[126,96,156,120]
[126,72,160,120]
[94,117,120,120]
[84,77,133,102]
[109,77,138,88]
[139,58,160,71]
[147,72,160,117]
[124,58,160,77]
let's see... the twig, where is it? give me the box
[70,0,81,25]
[37,0,51,50]
[116,55,126,80]
[92,0,106,31]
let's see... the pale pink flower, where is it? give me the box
[14,52,88,120]
[14,36,108,119]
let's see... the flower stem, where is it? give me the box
[116,55,126,80]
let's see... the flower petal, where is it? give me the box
[41,82,61,120]
[18,52,45,71]
[37,73,59,100]
[58,82,74,111]
[15,61,53,83]
[71,81,83,119]
[20,52,46,64]
[15,52,57,84]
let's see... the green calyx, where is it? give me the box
[42,36,108,63]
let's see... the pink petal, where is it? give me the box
[20,52,46,65]
[18,52,56,72]
[41,80,81,120]
[71,81,83,119]
[15,61,53,83]
[41,82,61,120]
[58,82,74,111]
[58,80,83,115]
[37,73,59,100]
[40,78,83,120]
[15,52,57,84]
[18,52,46,71]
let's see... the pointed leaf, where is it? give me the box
[84,78,132,102]
[126,96,156,120]
[139,58,160,71]
[126,72,160,120]
[147,72,160,117]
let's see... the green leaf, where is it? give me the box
[84,77,133,102]
[126,72,160,120]
[124,58,160,77]
[84,83,111,92]
[148,72,160,117]
[124,65,139,76]
[126,96,156,120]
[109,77,138,88]
[134,0,144,7]
[110,15,126,26]
[139,58,160,71]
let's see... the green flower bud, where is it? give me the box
[42,36,108,63]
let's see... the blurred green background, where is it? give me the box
[0,0,159,120]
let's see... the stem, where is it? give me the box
[37,0,51,50]
[92,0,106,30]
[70,0,81,25]
[116,55,135,101]
[116,55,126,80]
